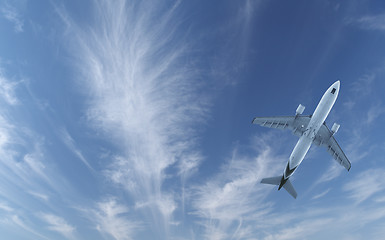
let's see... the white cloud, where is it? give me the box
[1,3,24,33]
[311,188,330,200]
[104,155,137,193]
[366,104,385,125]
[251,201,385,240]
[192,134,285,239]
[374,195,385,203]
[350,73,375,96]
[0,66,75,225]
[263,218,333,240]
[40,213,75,239]
[27,191,49,202]
[59,128,94,171]
[316,127,369,184]
[0,114,50,192]
[85,198,140,240]
[209,1,260,86]
[190,133,385,239]
[0,202,13,212]
[316,163,344,184]
[355,14,385,31]
[11,215,49,240]
[343,169,385,203]
[0,68,20,105]
[58,0,209,235]
[23,153,46,179]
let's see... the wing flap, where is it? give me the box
[315,123,351,171]
[252,115,311,136]
[326,138,351,171]
[252,116,290,129]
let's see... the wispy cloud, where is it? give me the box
[0,63,79,239]
[0,201,13,212]
[343,73,376,110]
[316,163,344,184]
[366,103,385,125]
[27,191,49,202]
[59,128,94,171]
[249,198,385,239]
[192,134,285,239]
[58,0,209,236]
[263,218,333,240]
[311,188,330,200]
[350,73,375,97]
[83,198,140,240]
[0,68,20,105]
[190,133,385,239]
[316,126,370,184]
[11,215,49,240]
[209,1,260,86]
[355,14,385,31]
[1,3,24,33]
[343,168,385,203]
[0,71,52,191]
[39,213,75,239]
[374,195,385,203]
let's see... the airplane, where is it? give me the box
[252,80,350,199]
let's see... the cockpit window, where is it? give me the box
[331,88,336,94]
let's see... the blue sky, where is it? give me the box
[1,0,385,239]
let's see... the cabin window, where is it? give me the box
[331,88,336,94]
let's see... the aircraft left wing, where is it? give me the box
[252,115,311,137]
[314,123,351,171]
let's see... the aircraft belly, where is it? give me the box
[257,81,345,198]
[308,88,336,132]
[289,136,312,169]
[284,91,335,179]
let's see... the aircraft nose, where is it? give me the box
[334,80,340,89]
[328,80,340,95]
[330,80,340,92]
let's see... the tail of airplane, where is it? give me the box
[261,176,298,199]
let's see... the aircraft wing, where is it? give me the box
[314,123,351,171]
[252,115,311,137]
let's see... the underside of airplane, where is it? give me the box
[253,81,350,199]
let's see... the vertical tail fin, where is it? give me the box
[282,179,297,199]
[261,176,297,199]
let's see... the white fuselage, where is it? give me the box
[283,81,340,179]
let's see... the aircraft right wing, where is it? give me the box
[313,123,351,171]
[252,115,311,137]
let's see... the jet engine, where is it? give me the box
[331,123,340,135]
[296,104,305,115]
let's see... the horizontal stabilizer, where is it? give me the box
[261,176,298,199]
[261,176,282,185]
[283,179,297,199]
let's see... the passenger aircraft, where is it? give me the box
[252,81,350,199]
